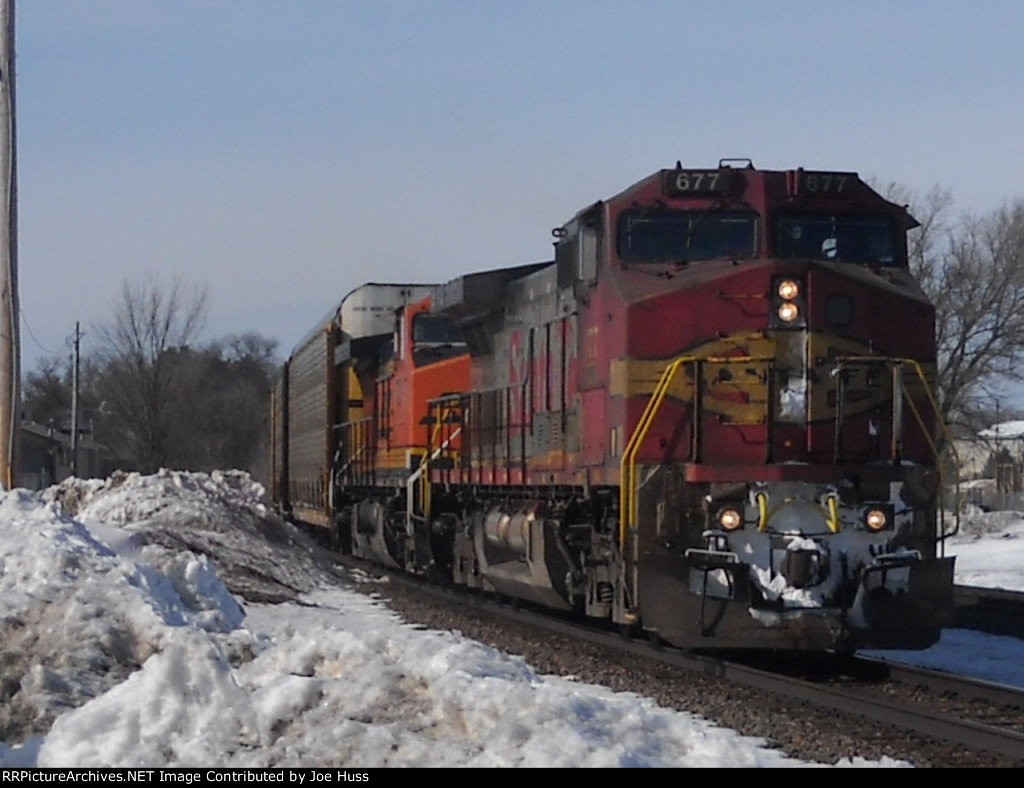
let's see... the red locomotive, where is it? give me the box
[272,160,956,651]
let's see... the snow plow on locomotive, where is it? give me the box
[272,160,956,651]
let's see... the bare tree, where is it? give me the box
[92,276,208,473]
[22,355,71,427]
[887,184,1024,433]
[932,203,1024,430]
[186,333,278,474]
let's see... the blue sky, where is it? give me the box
[13,0,1024,370]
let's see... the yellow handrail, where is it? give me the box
[618,354,770,549]
[414,397,465,522]
[618,356,688,548]
[838,356,960,542]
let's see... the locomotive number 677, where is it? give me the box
[273,159,956,651]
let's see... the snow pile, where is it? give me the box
[944,507,1024,590]
[30,589,809,768]
[1,469,338,754]
[0,483,245,745]
[49,469,344,603]
[954,506,1024,538]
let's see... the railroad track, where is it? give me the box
[475,591,1024,763]
[354,563,1024,766]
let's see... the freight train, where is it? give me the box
[271,160,957,651]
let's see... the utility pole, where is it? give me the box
[71,322,80,476]
[0,0,18,490]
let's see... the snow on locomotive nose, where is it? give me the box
[696,479,933,629]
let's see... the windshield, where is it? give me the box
[412,313,466,366]
[413,314,463,345]
[775,214,899,265]
[617,209,757,263]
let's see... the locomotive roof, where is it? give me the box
[564,161,917,230]
[433,261,550,323]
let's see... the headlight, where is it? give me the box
[777,301,801,323]
[717,507,743,531]
[777,279,801,300]
[864,508,889,532]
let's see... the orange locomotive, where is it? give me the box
[273,160,956,651]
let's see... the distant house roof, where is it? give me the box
[21,420,106,451]
[978,420,1024,440]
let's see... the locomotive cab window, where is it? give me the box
[411,313,467,367]
[617,209,757,264]
[774,214,899,266]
